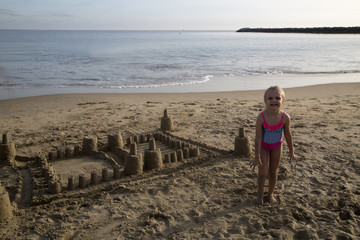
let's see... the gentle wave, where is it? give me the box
[1,70,360,90]
[66,75,212,89]
[283,69,360,75]
[75,78,108,82]
[245,69,360,76]
[145,64,182,71]
[0,75,213,89]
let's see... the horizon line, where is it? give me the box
[0,29,236,32]
[1,25,359,32]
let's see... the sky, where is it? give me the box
[0,0,359,30]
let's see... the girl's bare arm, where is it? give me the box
[283,113,298,161]
[251,114,264,170]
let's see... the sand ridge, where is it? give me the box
[0,83,359,239]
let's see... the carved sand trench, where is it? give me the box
[20,169,33,208]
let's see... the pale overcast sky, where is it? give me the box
[0,0,359,30]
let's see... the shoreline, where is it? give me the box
[1,73,360,101]
[1,82,359,102]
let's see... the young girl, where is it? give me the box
[250,86,298,205]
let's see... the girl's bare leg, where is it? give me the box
[268,145,282,203]
[257,148,269,205]
[257,174,266,205]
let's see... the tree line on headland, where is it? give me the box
[236,27,360,34]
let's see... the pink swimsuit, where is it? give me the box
[261,111,285,151]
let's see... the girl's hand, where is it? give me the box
[250,158,262,171]
[289,152,298,161]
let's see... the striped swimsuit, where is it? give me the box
[261,111,285,151]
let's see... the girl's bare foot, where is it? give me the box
[268,194,277,204]
[257,193,264,205]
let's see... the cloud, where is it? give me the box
[0,9,20,17]
[41,12,74,18]
[0,8,73,19]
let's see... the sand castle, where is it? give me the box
[160,109,173,132]
[124,142,143,176]
[42,130,203,197]
[0,181,12,222]
[143,138,163,170]
[234,127,252,157]
[0,133,16,166]
[0,109,251,211]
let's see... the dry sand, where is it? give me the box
[0,83,359,239]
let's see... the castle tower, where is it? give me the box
[113,166,121,179]
[82,136,98,155]
[67,176,75,190]
[234,127,252,157]
[190,147,200,157]
[0,133,16,165]
[91,171,99,185]
[79,174,86,188]
[108,132,124,151]
[124,143,143,176]
[48,180,62,194]
[144,138,163,170]
[160,109,174,132]
[102,168,110,182]
[0,182,12,222]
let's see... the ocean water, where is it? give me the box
[0,30,359,99]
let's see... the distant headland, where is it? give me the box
[236,27,360,34]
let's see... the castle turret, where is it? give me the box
[234,127,252,157]
[144,138,163,170]
[0,133,16,165]
[0,181,12,222]
[160,109,174,132]
[124,143,143,176]
[108,132,124,151]
[82,136,98,155]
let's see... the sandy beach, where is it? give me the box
[0,82,359,239]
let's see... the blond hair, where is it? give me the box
[264,86,286,103]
